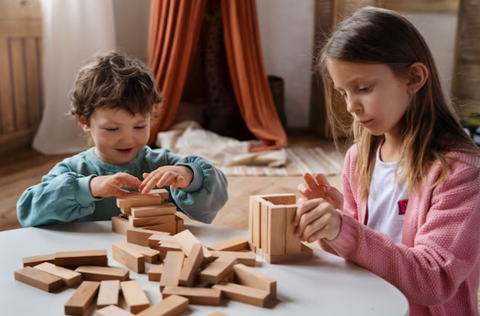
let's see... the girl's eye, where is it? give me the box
[134,126,147,130]
[106,128,118,132]
[359,86,370,92]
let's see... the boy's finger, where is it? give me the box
[157,172,178,189]
[141,174,162,194]
[171,175,184,190]
[115,174,141,189]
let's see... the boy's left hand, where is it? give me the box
[139,166,193,194]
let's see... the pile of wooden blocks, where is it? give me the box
[249,193,313,263]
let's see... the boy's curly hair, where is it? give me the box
[70,50,163,122]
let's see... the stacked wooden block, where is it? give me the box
[249,193,313,263]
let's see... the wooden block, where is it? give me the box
[120,207,131,216]
[129,214,175,228]
[55,250,108,269]
[64,281,100,315]
[179,243,204,287]
[22,253,55,267]
[14,266,63,292]
[158,243,183,261]
[250,196,262,247]
[121,280,150,314]
[260,201,270,252]
[199,255,237,284]
[131,203,176,218]
[285,205,302,255]
[264,243,313,264]
[97,280,120,309]
[207,312,230,316]
[175,214,185,233]
[112,216,133,236]
[137,294,188,316]
[208,237,249,251]
[233,263,277,299]
[148,234,175,249]
[142,221,177,234]
[213,282,270,307]
[210,251,256,266]
[173,230,212,260]
[262,193,297,205]
[148,265,164,281]
[75,266,129,281]
[162,286,221,306]
[97,305,134,316]
[126,189,169,199]
[112,243,145,273]
[33,262,82,287]
[160,252,185,290]
[117,190,168,209]
[127,228,170,247]
[118,243,160,264]
[268,205,286,256]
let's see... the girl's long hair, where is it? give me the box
[318,6,479,199]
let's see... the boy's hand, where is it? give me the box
[139,166,193,194]
[89,173,141,198]
[298,173,344,210]
[293,197,342,243]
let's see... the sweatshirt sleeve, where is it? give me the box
[16,162,101,227]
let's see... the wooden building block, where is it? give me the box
[120,207,131,216]
[250,196,262,247]
[131,203,176,218]
[121,280,150,314]
[158,243,183,261]
[160,252,185,290]
[199,255,238,284]
[129,214,175,229]
[127,228,170,247]
[117,190,168,209]
[179,243,204,287]
[112,243,145,273]
[262,193,297,205]
[22,253,55,267]
[75,266,129,281]
[210,251,256,267]
[148,265,164,282]
[208,237,249,251]
[207,312,230,316]
[137,294,188,316]
[118,243,160,264]
[148,234,175,249]
[112,215,133,236]
[33,262,82,287]
[285,205,302,255]
[268,205,286,256]
[97,305,134,316]
[54,250,108,269]
[142,221,177,234]
[64,281,100,315]
[233,263,277,299]
[264,243,313,264]
[213,282,270,307]
[175,214,185,233]
[97,280,120,309]
[173,230,212,260]
[162,286,221,306]
[260,201,270,252]
[14,266,63,292]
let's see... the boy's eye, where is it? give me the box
[105,128,118,132]
[134,125,147,130]
[359,86,370,92]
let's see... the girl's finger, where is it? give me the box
[303,173,319,190]
[295,206,324,239]
[292,199,320,228]
[300,212,331,241]
[314,173,330,187]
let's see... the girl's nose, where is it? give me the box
[346,97,361,114]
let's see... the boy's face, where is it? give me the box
[79,107,150,165]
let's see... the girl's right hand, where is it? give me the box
[298,173,344,210]
[89,173,141,198]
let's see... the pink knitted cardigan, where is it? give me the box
[321,145,480,316]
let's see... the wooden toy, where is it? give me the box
[199,256,238,284]
[97,305,133,316]
[178,243,203,287]
[54,250,108,269]
[14,266,63,292]
[209,251,256,266]
[64,281,100,315]
[22,253,55,267]
[147,265,164,282]
[112,243,145,273]
[121,280,150,314]
[208,237,249,251]
[97,280,120,309]
[75,266,129,281]
[33,262,82,287]
[233,263,276,299]
[161,286,221,306]
[137,294,188,316]
[160,252,185,291]
[213,282,270,307]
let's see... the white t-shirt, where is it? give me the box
[367,145,409,243]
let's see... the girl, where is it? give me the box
[294,7,480,316]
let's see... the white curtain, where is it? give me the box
[34,0,116,154]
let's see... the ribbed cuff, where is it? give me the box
[76,175,102,207]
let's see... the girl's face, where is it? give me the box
[79,107,150,165]
[327,60,411,140]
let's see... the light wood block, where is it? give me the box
[33,262,81,287]
[121,280,150,314]
[264,243,313,264]
[117,190,168,209]
[262,193,296,205]
[179,243,204,287]
[173,230,212,261]
[131,203,176,218]
[75,266,129,281]
[148,265,164,282]
[148,234,175,249]
[158,243,183,261]
[199,255,238,284]
[97,305,134,316]
[97,280,120,309]
[119,243,160,264]
[22,253,55,267]
[233,263,276,299]
[285,205,302,255]
[268,205,286,256]
[213,282,270,307]
[64,281,100,315]
[14,266,63,292]
[210,251,256,266]
[142,221,177,234]
[129,214,175,228]
[112,216,133,236]
[137,294,188,316]
[127,228,170,247]
[160,252,185,290]
[250,196,262,247]
[162,286,221,306]
[175,214,185,233]
[120,207,131,216]
[112,243,145,273]
[207,312,230,316]
[208,237,249,251]
[260,201,270,253]
[54,250,108,269]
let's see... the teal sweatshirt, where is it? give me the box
[17,146,228,227]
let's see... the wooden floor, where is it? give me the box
[0,133,343,232]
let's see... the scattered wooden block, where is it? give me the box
[137,294,188,316]
[175,214,185,233]
[213,282,270,307]
[54,250,108,269]
[263,243,313,264]
[268,205,286,255]
[64,281,100,315]
[118,243,160,264]
[262,193,297,205]
[129,214,175,229]
[285,205,302,255]
[142,222,177,234]
[158,243,183,261]
[121,280,150,314]
[127,228,170,247]
[112,243,145,273]
[208,237,249,251]
[199,255,238,284]
[260,201,270,253]
[173,230,212,261]
[75,266,129,281]
[97,305,133,316]
[148,234,175,249]
[148,265,164,282]
[121,207,132,216]
[207,312,230,316]
[233,263,276,299]
[22,253,55,267]
[97,280,120,309]
[162,286,221,306]
[14,266,63,292]
[33,262,82,287]
[179,243,204,287]
[131,203,176,218]
[160,252,185,291]
[210,251,256,266]
[112,215,133,236]
[250,196,262,249]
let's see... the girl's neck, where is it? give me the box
[379,134,403,162]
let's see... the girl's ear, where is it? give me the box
[407,62,428,94]
[76,114,90,133]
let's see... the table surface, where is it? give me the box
[0,221,409,316]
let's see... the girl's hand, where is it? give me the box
[298,173,344,210]
[292,198,342,243]
[139,166,194,194]
[89,173,141,198]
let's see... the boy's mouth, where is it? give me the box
[117,148,133,154]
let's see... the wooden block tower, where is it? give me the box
[249,193,313,264]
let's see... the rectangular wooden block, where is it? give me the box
[54,250,108,269]
[75,266,129,281]
[162,286,221,306]
[112,243,145,273]
[137,294,188,316]
[264,243,313,264]
[173,230,212,261]
[112,215,133,236]
[22,253,55,267]
[148,234,175,249]
[121,280,150,314]
[142,221,177,234]
[97,305,133,316]
[148,265,164,282]
[131,203,176,218]
[210,251,256,266]
[33,262,82,287]
[129,214,175,228]
[199,255,238,284]
[233,263,277,300]
[213,282,270,307]
[160,252,185,290]
[208,237,249,251]
[64,281,100,315]
[207,312,230,316]
[97,280,120,309]
[285,205,302,255]
[119,243,160,264]
[127,228,170,247]
[117,190,168,209]
[175,214,185,233]
[179,243,204,287]
[262,193,297,205]
[158,243,183,261]
[268,205,286,256]
[260,201,270,252]
[14,266,63,292]
[250,196,262,247]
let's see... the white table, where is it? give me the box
[0,221,409,316]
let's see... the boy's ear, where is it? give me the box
[76,114,90,133]
[407,62,428,94]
